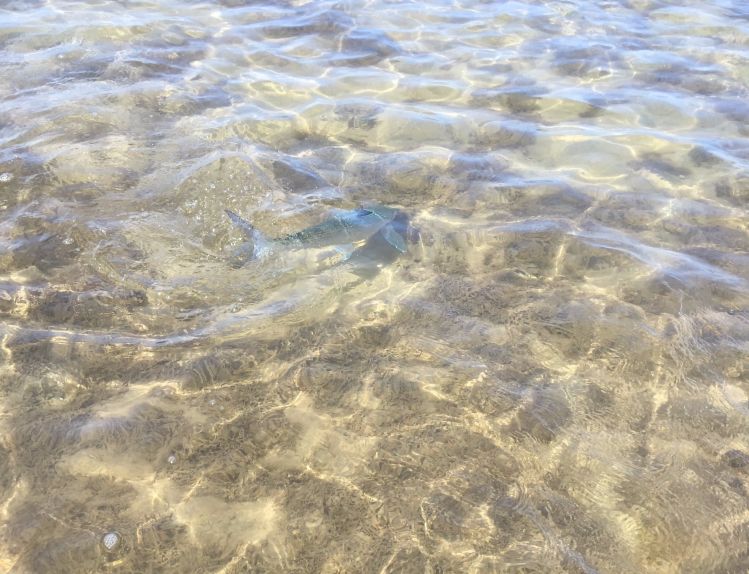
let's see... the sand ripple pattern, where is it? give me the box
[2,0,749,572]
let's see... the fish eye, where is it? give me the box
[357,208,374,216]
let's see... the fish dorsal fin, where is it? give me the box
[381,224,407,253]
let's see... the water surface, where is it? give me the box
[2,0,749,572]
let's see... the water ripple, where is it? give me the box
[1,0,749,572]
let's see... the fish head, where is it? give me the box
[346,210,419,277]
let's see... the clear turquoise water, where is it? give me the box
[2,1,749,572]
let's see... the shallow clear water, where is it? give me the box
[2,0,749,572]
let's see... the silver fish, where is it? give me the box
[225,204,409,261]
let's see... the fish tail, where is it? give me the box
[225,209,255,237]
[225,209,271,260]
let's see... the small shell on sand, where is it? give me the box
[101,531,121,552]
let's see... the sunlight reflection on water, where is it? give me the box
[1,0,749,572]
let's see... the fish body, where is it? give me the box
[226,204,409,261]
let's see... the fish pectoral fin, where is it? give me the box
[381,225,407,253]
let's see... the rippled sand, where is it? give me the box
[2,0,749,572]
